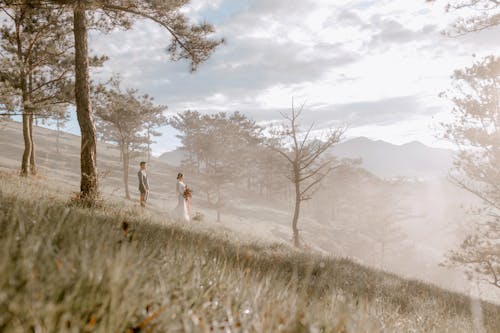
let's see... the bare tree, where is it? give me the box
[270,102,346,246]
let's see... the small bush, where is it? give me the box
[192,211,205,222]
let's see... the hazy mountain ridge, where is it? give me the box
[330,137,454,179]
[159,137,454,179]
[158,147,187,167]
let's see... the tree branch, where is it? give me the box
[102,3,197,61]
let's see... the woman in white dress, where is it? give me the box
[175,173,190,222]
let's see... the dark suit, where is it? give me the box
[138,170,149,207]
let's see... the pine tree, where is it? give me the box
[0,3,75,175]
[94,78,167,199]
[441,56,500,288]
[1,0,223,202]
[169,111,262,221]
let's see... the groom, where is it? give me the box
[138,161,150,208]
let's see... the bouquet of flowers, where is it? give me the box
[183,185,192,215]
[183,185,192,199]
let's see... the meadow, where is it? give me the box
[1,170,499,332]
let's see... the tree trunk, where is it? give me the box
[216,184,221,222]
[21,109,31,177]
[56,118,60,153]
[147,128,151,162]
[27,68,37,175]
[28,113,37,175]
[16,16,30,177]
[122,143,131,200]
[74,5,98,199]
[292,180,301,247]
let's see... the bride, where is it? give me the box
[174,173,190,222]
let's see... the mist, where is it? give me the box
[1,0,499,331]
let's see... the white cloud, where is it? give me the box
[85,0,500,152]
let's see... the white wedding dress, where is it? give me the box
[174,180,190,222]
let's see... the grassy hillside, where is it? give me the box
[0,120,493,300]
[0,120,344,249]
[0,120,179,199]
[1,171,499,332]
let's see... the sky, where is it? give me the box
[60,0,500,154]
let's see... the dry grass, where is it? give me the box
[0,171,499,332]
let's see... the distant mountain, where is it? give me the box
[159,137,455,179]
[159,148,186,167]
[330,137,454,179]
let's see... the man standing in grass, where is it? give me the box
[138,161,149,208]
